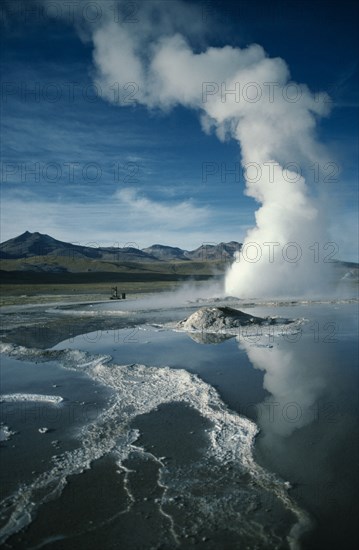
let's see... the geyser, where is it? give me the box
[48,0,333,298]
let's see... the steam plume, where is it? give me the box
[42,0,332,298]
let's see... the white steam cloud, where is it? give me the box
[40,0,333,298]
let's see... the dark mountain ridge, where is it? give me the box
[0,232,242,263]
[0,232,158,262]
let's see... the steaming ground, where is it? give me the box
[0,281,358,549]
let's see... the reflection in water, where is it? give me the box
[240,340,327,440]
[185,331,233,345]
[184,306,358,549]
[237,321,358,550]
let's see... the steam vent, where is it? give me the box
[177,306,271,332]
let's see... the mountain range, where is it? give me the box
[0,232,242,273]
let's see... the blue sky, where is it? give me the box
[1,0,358,259]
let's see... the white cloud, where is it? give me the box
[114,187,209,229]
[1,190,239,249]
